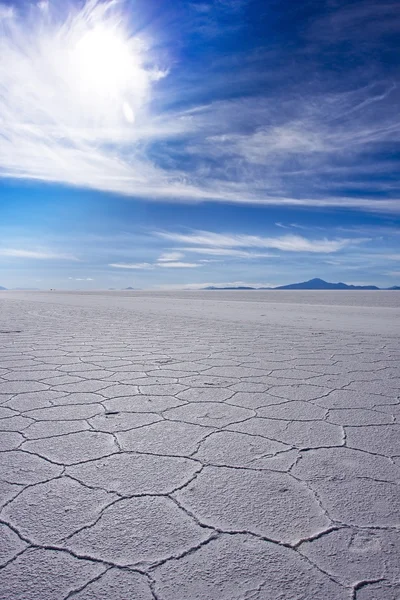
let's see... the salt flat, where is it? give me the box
[0,291,399,599]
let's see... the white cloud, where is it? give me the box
[157,252,185,262]
[109,262,154,269]
[158,261,202,268]
[179,246,275,258]
[0,248,78,260]
[157,231,357,253]
[109,260,200,269]
[385,254,400,261]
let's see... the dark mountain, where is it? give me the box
[275,278,380,290]
[124,287,135,290]
[388,286,400,290]
[205,286,256,290]
[0,286,7,290]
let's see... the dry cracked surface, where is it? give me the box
[0,291,399,600]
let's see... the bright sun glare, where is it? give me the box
[72,24,145,123]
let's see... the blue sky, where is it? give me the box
[0,0,399,289]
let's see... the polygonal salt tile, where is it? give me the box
[66,496,211,566]
[0,406,18,419]
[266,384,332,401]
[118,376,180,386]
[327,408,393,426]
[29,350,66,357]
[229,382,268,393]
[4,391,67,411]
[103,395,183,414]
[0,381,49,395]
[176,387,235,403]
[58,363,103,372]
[346,424,400,457]
[22,431,118,465]
[138,383,188,396]
[204,366,266,378]
[175,465,331,545]
[230,417,343,448]
[0,415,33,431]
[97,384,140,398]
[51,380,112,393]
[117,420,214,456]
[2,477,115,544]
[0,548,105,600]
[0,431,24,451]
[71,568,153,600]
[309,478,400,527]
[345,380,400,399]
[24,403,104,421]
[292,447,400,483]
[268,368,319,379]
[153,533,346,600]
[0,450,62,485]
[178,375,237,388]
[67,453,200,495]
[0,359,38,369]
[0,481,22,510]
[356,581,400,600]
[40,375,84,386]
[103,372,147,382]
[2,370,61,381]
[146,369,194,378]
[49,392,105,405]
[88,411,161,433]
[162,361,210,372]
[315,390,385,409]
[227,392,287,409]
[193,430,290,469]
[257,400,327,421]
[0,523,28,567]
[299,527,399,587]
[69,369,116,380]
[164,402,253,427]
[23,419,90,439]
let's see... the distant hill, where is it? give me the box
[205,278,398,291]
[124,287,135,290]
[0,286,7,290]
[275,278,380,290]
[206,286,256,290]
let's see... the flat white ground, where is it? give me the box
[0,291,399,599]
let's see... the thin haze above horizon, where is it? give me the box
[0,0,399,289]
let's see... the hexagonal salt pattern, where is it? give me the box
[0,292,399,599]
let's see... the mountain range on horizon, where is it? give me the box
[1,278,400,291]
[205,278,400,291]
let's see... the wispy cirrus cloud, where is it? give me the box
[157,230,359,253]
[0,1,399,212]
[108,262,154,270]
[109,259,202,269]
[157,252,184,262]
[158,261,202,268]
[0,248,78,260]
[179,247,276,258]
